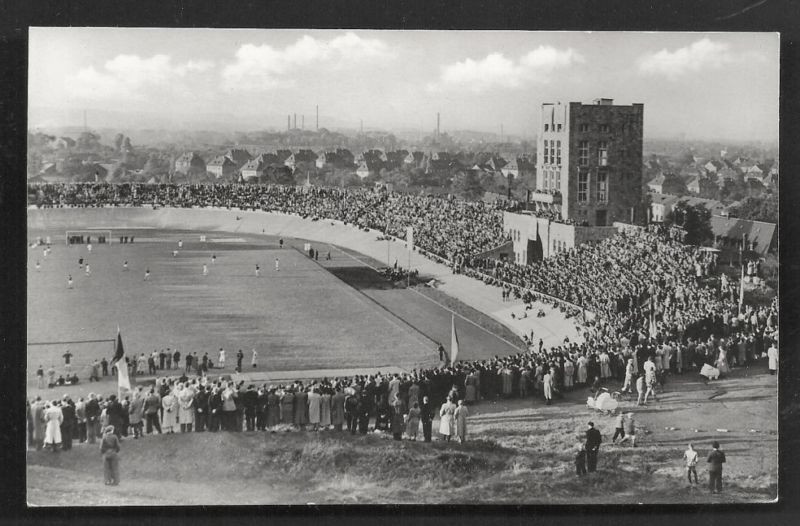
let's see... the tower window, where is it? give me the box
[597,170,608,203]
[599,124,610,133]
[580,123,589,132]
[598,141,609,166]
[578,171,589,203]
[578,141,589,166]
[544,124,549,132]
[556,140,561,166]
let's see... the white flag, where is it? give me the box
[739,265,745,310]
[450,314,459,365]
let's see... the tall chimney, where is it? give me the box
[316,105,319,131]
[302,115,304,130]
[437,112,440,138]
[360,119,363,134]
[288,115,291,131]
[293,114,297,129]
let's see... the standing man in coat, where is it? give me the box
[266,388,281,429]
[32,396,46,450]
[420,395,435,443]
[85,393,101,444]
[195,385,209,432]
[241,385,258,432]
[767,340,778,375]
[143,388,162,435]
[585,421,602,473]
[330,387,346,431]
[105,395,125,439]
[60,396,76,450]
[707,441,726,494]
[128,387,145,439]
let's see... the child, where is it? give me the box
[575,444,587,476]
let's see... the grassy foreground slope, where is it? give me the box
[27,369,777,505]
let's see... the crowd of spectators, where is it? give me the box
[28,182,779,449]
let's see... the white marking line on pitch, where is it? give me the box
[325,243,524,351]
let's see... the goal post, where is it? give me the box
[65,230,113,246]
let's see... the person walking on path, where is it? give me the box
[707,441,726,494]
[684,443,699,486]
[618,412,637,447]
[585,421,602,472]
[611,412,626,443]
[100,425,121,485]
[36,365,44,389]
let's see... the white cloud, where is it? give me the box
[638,38,734,79]
[427,46,583,93]
[222,32,392,91]
[66,54,213,100]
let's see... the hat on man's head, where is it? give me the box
[588,421,594,427]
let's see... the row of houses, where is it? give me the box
[645,156,778,197]
[648,192,776,256]
[174,147,537,182]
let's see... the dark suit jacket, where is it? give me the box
[586,428,602,450]
[707,449,726,472]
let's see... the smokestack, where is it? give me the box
[437,112,440,138]
[302,115,304,130]
[293,114,297,129]
[501,123,504,142]
[360,119,363,134]
[316,105,319,131]
[288,115,291,131]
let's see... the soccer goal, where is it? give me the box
[65,230,113,246]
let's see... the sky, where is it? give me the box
[29,28,779,142]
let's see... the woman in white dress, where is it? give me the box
[307,388,321,431]
[319,388,332,429]
[599,351,611,379]
[161,387,179,433]
[43,402,63,451]
[454,399,469,444]
[577,354,588,385]
[716,345,731,375]
[438,397,456,442]
[563,359,574,389]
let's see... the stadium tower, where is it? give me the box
[532,98,644,226]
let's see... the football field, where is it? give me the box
[27,228,524,393]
